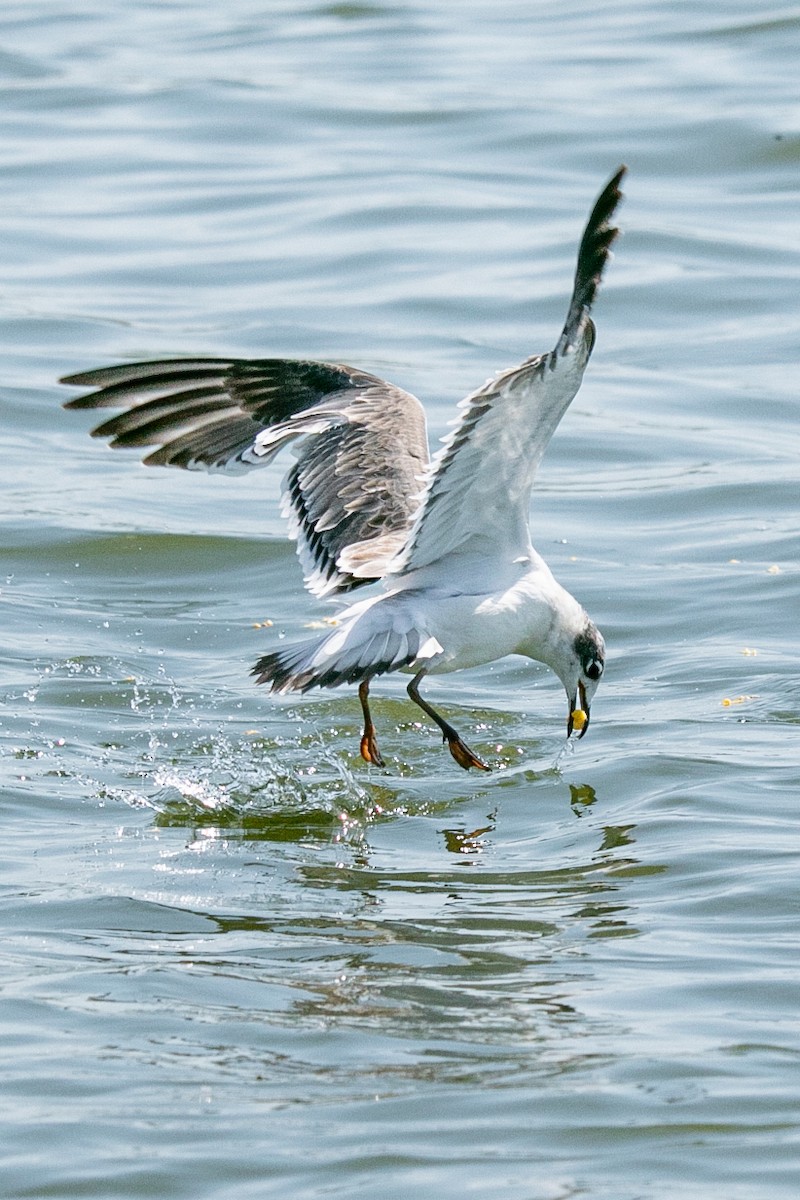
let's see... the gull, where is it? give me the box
[62,165,625,771]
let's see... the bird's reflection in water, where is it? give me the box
[436,782,650,940]
[569,782,596,815]
[441,819,497,859]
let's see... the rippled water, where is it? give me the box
[2,1,800,1197]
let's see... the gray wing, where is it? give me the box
[394,166,625,577]
[61,357,430,597]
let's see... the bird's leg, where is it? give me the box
[358,679,385,767]
[406,670,490,772]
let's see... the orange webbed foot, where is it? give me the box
[360,730,385,768]
[446,734,491,772]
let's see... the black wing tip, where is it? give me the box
[603,163,628,201]
[577,165,627,288]
[61,388,108,411]
[591,164,627,226]
[59,363,154,392]
[556,165,626,353]
[60,369,97,388]
[59,359,237,410]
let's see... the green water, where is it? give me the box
[2,1,800,1197]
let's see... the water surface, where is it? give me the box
[2,2,800,1197]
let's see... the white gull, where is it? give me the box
[62,166,625,771]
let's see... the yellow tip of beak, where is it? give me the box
[570,708,588,732]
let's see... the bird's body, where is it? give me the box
[62,166,625,770]
[277,547,585,683]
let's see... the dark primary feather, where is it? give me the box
[556,164,625,355]
[62,358,397,464]
[61,357,430,595]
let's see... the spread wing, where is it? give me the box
[61,358,430,597]
[394,166,625,577]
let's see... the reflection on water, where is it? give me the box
[441,819,496,858]
[569,782,596,814]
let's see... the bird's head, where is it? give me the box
[559,620,605,739]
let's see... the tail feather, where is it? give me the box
[251,622,429,693]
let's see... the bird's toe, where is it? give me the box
[446,735,491,772]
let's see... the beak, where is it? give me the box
[567,680,590,739]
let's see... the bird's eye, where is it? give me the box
[585,658,603,680]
